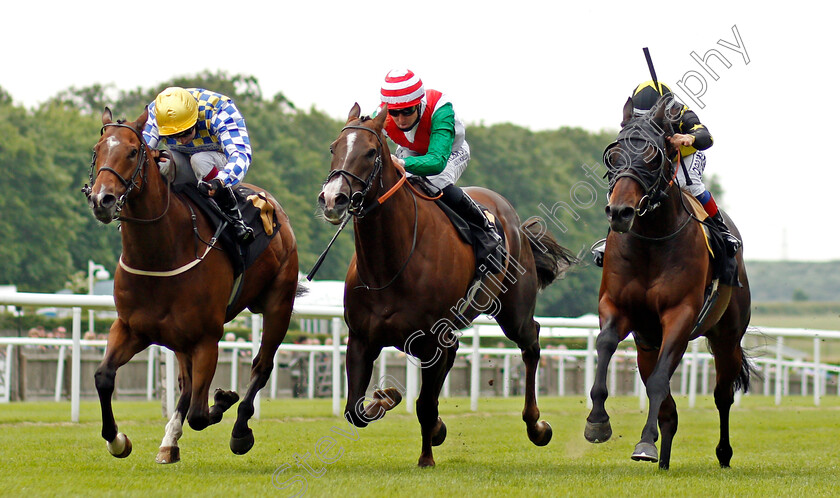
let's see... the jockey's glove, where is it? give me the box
[197,178,224,197]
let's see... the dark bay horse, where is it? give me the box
[317,104,576,467]
[85,108,299,463]
[584,96,753,469]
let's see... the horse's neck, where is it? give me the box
[353,165,418,276]
[119,175,195,266]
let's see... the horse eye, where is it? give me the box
[129,148,137,158]
[365,148,377,160]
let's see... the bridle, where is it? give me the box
[83,122,171,224]
[324,124,387,218]
[603,118,675,217]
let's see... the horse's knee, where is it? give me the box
[187,411,210,431]
[343,407,370,428]
[94,366,115,394]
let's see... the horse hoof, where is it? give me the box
[155,446,180,464]
[631,442,658,463]
[373,388,403,411]
[230,429,255,455]
[107,433,132,458]
[528,420,553,447]
[214,388,240,406]
[417,455,436,468]
[431,418,447,447]
[584,420,612,443]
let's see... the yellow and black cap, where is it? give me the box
[631,80,673,116]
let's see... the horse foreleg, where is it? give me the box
[343,336,390,428]
[415,347,455,468]
[185,340,222,432]
[657,393,678,470]
[585,311,627,444]
[94,319,148,458]
[156,352,192,464]
[634,318,691,469]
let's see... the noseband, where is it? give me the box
[324,124,385,217]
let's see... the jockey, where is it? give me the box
[592,80,741,267]
[143,86,254,243]
[377,69,504,283]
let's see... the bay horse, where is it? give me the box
[317,104,577,467]
[584,96,753,469]
[85,108,299,463]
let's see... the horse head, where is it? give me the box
[603,95,677,233]
[85,107,155,223]
[317,103,388,224]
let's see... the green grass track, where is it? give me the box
[1,396,839,497]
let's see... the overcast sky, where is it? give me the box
[4,1,835,261]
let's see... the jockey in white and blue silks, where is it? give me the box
[142,86,254,242]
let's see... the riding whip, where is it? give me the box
[306,215,351,281]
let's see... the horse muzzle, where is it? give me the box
[318,189,350,225]
[605,203,635,233]
[88,190,118,224]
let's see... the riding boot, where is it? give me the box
[709,212,741,257]
[441,184,504,268]
[217,185,255,244]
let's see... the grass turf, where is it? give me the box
[1,395,839,497]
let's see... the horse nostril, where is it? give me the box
[335,193,349,210]
[317,192,326,208]
[617,206,634,222]
[100,194,117,210]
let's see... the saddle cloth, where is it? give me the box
[681,190,739,287]
[172,182,280,279]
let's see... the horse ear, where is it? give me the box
[102,107,113,125]
[133,106,149,131]
[621,97,634,126]
[372,103,388,130]
[347,103,361,122]
[652,95,668,122]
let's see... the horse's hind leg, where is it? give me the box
[230,301,294,455]
[94,319,149,458]
[708,334,749,468]
[156,352,193,464]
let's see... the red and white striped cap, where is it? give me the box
[380,69,424,109]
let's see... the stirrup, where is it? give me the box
[590,238,606,268]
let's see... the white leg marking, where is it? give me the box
[107,432,128,455]
[160,412,183,448]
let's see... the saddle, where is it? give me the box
[681,191,739,287]
[408,177,507,275]
[172,182,280,305]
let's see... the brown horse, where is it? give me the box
[584,96,753,469]
[317,104,576,467]
[85,108,299,463]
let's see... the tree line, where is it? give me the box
[1,70,635,316]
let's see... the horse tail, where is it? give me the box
[734,345,760,393]
[296,282,309,298]
[520,217,579,290]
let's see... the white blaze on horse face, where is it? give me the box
[321,131,359,210]
[105,136,121,151]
